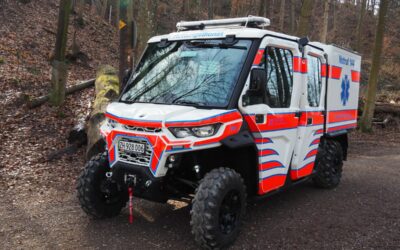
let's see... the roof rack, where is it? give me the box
[176,16,270,31]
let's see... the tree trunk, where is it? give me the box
[77,0,84,20]
[119,0,134,91]
[208,0,213,19]
[359,0,389,132]
[279,0,285,32]
[355,0,367,51]
[296,0,314,37]
[258,0,265,17]
[320,0,330,43]
[269,0,274,20]
[110,0,119,28]
[50,0,72,106]
[290,0,296,33]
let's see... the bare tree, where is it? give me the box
[208,0,213,19]
[320,0,330,43]
[279,0,285,31]
[297,0,314,37]
[360,0,389,132]
[119,0,134,90]
[290,0,296,33]
[49,0,72,106]
[355,0,367,51]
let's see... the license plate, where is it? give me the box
[118,141,145,154]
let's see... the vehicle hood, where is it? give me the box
[106,102,235,125]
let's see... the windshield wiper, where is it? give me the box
[172,100,205,106]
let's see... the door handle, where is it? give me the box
[307,118,313,125]
[255,114,264,123]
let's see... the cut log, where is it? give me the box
[86,65,119,160]
[28,78,95,108]
[374,102,400,117]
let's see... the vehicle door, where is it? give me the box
[239,36,303,195]
[291,46,326,180]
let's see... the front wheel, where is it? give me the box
[77,152,127,219]
[190,168,246,249]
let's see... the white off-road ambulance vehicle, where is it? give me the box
[77,16,361,249]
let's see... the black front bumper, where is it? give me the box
[111,162,169,203]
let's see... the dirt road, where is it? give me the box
[1,135,399,249]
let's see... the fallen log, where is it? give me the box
[28,78,95,108]
[374,102,400,117]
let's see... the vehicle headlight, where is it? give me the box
[169,124,221,138]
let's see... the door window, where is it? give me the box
[306,55,322,107]
[263,47,294,108]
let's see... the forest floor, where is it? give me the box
[1,1,400,249]
[0,128,399,249]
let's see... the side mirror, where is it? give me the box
[242,68,267,106]
[121,68,132,89]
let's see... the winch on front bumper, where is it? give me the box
[111,161,170,203]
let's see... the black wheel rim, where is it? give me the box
[219,190,241,234]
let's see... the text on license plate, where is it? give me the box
[119,141,145,154]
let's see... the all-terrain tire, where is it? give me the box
[313,139,343,189]
[190,168,247,249]
[77,152,127,219]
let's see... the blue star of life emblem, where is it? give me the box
[341,75,350,106]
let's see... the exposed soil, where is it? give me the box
[1,1,399,249]
[0,131,399,249]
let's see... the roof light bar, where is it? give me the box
[176,16,270,31]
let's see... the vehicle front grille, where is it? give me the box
[123,125,162,133]
[117,137,152,167]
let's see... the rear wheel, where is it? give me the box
[77,152,127,218]
[190,168,246,249]
[313,139,343,189]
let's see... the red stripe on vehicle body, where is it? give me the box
[328,123,357,132]
[328,109,357,123]
[258,175,286,195]
[165,110,242,127]
[245,113,298,133]
[321,64,327,77]
[299,111,324,126]
[253,49,265,65]
[321,64,342,79]
[259,149,278,156]
[293,57,307,73]
[310,138,320,146]
[106,113,163,128]
[290,162,315,180]
[260,161,284,171]
[328,65,342,79]
[351,70,360,82]
[254,138,272,144]
[304,149,318,159]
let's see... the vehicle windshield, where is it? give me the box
[120,39,252,108]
